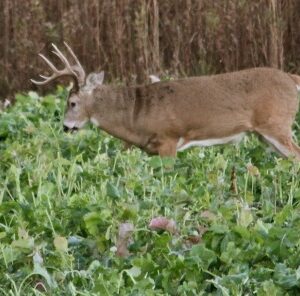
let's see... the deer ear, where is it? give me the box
[86,71,105,89]
[67,82,74,92]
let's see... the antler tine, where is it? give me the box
[31,43,84,89]
[30,53,59,84]
[30,74,56,85]
[51,44,76,73]
[64,42,84,72]
[30,78,45,85]
[39,74,49,79]
[53,42,85,85]
[38,53,59,72]
[31,49,75,86]
[64,42,86,85]
[30,69,73,85]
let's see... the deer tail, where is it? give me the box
[289,74,300,91]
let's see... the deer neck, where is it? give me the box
[88,86,146,146]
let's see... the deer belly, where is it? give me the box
[176,133,245,152]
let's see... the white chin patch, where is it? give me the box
[64,120,87,129]
[90,117,100,127]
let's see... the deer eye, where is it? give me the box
[70,102,76,108]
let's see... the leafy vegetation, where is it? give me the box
[0,88,300,295]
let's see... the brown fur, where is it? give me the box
[79,68,300,159]
[289,74,300,85]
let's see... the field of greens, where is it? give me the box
[0,88,300,295]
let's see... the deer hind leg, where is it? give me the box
[292,141,300,159]
[258,131,300,160]
[157,138,178,157]
[254,106,300,160]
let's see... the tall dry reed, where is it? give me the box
[0,0,300,97]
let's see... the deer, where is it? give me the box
[31,43,300,160]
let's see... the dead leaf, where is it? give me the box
[185,226,208,246]
[247,163,260,177]
[197,225,208,236]
[186,235,201,244]
[230,166,238,194]
[116,222,134,257]
[149,217,177,234]
[34,281,47,292]
[200,210,217,221]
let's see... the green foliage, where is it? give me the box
[0,89,300,295]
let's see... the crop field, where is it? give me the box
[0,89,300,295]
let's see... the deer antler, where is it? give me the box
[31,42,86,91]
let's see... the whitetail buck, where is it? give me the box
[31,43,300,160]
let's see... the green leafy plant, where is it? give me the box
[0,89,299,295]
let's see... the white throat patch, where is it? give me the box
[90,117,100,127]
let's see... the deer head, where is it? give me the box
[31,43,104,132]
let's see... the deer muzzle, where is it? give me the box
[63,125,78,133]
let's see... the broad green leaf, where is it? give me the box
[238,206,253,227]
[125,266,141,278]
[11,238,34,250]
[190,244,217,269]
[33,255,57,289]
[106,182,121,199]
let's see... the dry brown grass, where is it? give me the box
[0,0,300,97]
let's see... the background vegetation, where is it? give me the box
[1,0,300,98]
[1,1,300,295]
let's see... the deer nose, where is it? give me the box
[63,125,70,132]
[63,125,79,133]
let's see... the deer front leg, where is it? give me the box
[122,141,133,151]
[157,139,178,157]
